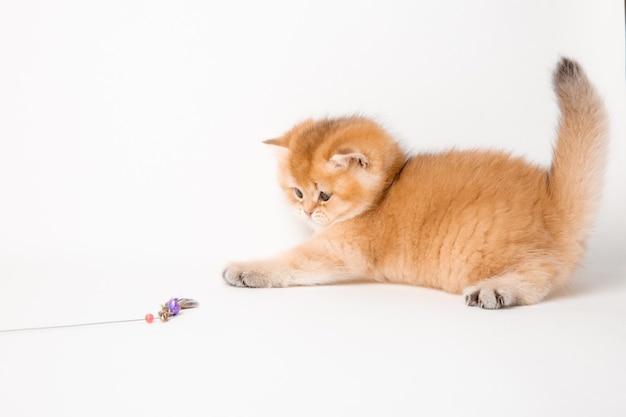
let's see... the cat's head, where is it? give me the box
[265,117,406,230]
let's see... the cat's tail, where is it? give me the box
[548,57,608,248]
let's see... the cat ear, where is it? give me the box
[264,136,289,160]
[329,152,369,170]
[263,137,288,148]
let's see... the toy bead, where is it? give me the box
[168,298,181,315]
[145,313,154,323]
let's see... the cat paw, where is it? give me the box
[222,263,274,288]
[463,286,515,310]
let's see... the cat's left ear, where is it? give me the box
[329,152,369,170]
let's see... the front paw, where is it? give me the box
[222,263,274,288]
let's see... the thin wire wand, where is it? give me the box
[0,318,146,334]
[0,297,198,334]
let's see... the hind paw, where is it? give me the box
[463,286,515,310]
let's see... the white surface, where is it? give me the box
[1,1,625,416]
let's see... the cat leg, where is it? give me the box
[222,237,366,288]
[463,267,562,309]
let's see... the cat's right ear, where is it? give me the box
[263,137,288,148]
[263,137,289,160]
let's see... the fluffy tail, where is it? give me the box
[548,58,608,247]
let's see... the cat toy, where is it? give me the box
[0,297,198,333]
[145,297,198,323]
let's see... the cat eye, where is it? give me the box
[294,188,303,199]
[319,191,332,202]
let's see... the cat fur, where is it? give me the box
[223,58,608,309]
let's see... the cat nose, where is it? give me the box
[305,210,313,217]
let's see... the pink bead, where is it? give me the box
[145,313,154,323]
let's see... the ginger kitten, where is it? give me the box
[223,58,608,309]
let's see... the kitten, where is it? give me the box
[223,58,608,309]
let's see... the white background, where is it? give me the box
[1,1,625,416]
